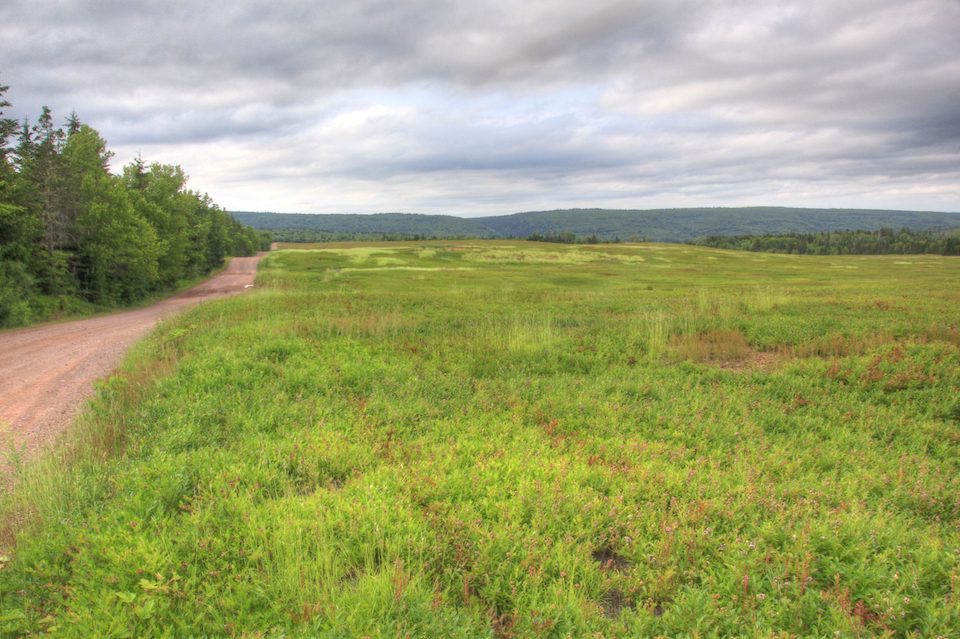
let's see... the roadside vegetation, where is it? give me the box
[2,241,958,637]
[0,81,270,328]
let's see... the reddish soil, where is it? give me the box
[0,254,265,459]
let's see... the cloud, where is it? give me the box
[0,0,957,215]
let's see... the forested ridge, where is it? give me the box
[0,81,269,328]
[478,207,960,240]
[232,211,493,241]
[235,206,960,243]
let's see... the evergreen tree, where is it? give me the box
[0,83,43,322]
[66,111,81,136]
[0,80,18,197]
[17,107,68,253]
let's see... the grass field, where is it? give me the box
[2,240,959,637]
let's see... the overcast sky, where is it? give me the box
[2,0,958,216]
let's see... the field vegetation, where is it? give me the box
[2,241,959,637]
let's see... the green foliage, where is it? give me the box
[525,231,615,244]
[0,77,18,194]
[0,85,264,327]
[76,181,161,303]
[695,227,960,255]
[0,202,47,323]
[3,241,959,636]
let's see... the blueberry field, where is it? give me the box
[2,241,959,637]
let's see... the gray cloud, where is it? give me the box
[1,0,957,215]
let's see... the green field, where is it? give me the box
[2,241,959,637]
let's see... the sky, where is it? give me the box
[1,0,958,216]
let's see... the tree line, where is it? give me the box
[275,229,635,244]
[693,227,960,255]
[0,81,270,327]
[525,232,635,244]
[270,229,477,243]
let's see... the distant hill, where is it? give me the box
[231,207,960,242]
[477,207,960,241]
[230,212,494,238]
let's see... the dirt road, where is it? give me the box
[0,254,265,458]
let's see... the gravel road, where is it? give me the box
[0,253,265,458]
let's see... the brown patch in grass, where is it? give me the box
[784,326,958,365]
[592,546,631,572]
[922,324,960,347]
[670,329,752,364]
[668,329,777,371]
[852,600,882,626]
[718,350,779,372]
[600,588,633,618]
[786,332,896,359]
[491,610,517,639]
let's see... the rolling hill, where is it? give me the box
[231,207,960,242]
[230,212,494,238]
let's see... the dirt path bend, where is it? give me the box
[0,253,266,458]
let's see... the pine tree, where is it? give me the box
[19,107,68,252]
[0,80,19,192]
[66,111,81,136]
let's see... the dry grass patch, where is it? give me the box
[670,329,748,364]
[781,326,958,361]
[922,323,960,347]
[667,329,783,372]
[786,332,897,359]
